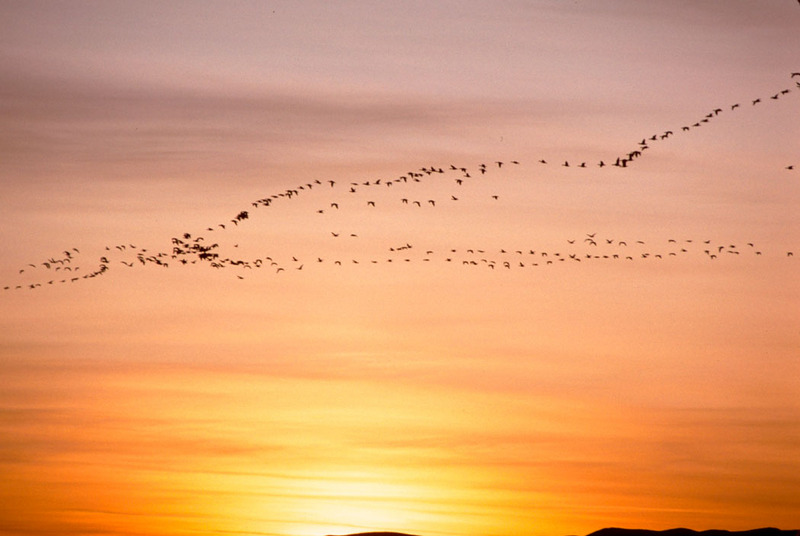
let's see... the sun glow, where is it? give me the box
[236,474,437,536]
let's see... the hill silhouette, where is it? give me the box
[588,528,799,536]
[329,532,419,536]
[331,529,799,536]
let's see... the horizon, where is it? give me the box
[1,2,799,536]
[322,528,800,536]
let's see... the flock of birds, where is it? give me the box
[611,74,800,170]
[3,74,799,292]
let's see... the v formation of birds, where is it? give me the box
[4,74,799,291]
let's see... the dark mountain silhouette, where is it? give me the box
[588,528,799,536]
[330,532,419,536]
[332,529,799,536]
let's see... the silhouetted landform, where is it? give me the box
[3,72,799,291]
[329,529,800,536]
[329,532,419,536]
[587,528,799,536]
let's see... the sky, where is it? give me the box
[1,1,799,536]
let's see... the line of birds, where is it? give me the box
[173,234,792,273]
[611,72,800,169]
[5,164,797,290]
[7,232,793,290]
[4,75,798,291]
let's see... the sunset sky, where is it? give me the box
[1,2,799,536]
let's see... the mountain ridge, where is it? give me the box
[330,529,800,536]
[588,528,799,536]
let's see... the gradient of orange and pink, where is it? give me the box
[1,2,799,536]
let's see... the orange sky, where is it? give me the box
[1,2,799,536]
